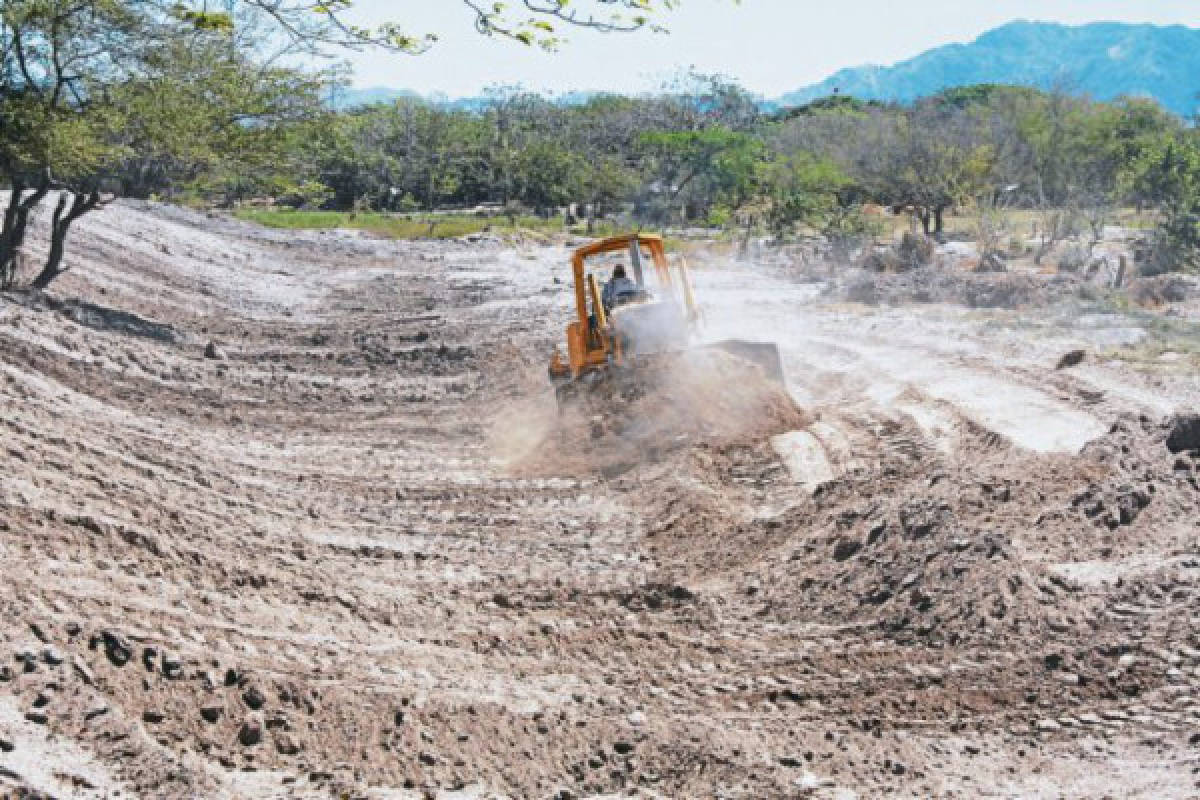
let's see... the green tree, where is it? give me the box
[1125,132,1200,273]
[638,127,757,223]
[1,0,154,288]
[1,0,333,288]
[761,153,865,251]
[513,140,583,214]
[115,34,330,206]
[704,133,768,248]
[576,155,636,231]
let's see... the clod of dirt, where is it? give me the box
[242,686,266,710]
[833,536,863,561]
[1056,349,1086,370]
[161,654,183,679]
[203,340,226,360]
[239,716,264,746]
[275,732,300,755]
[99,631,131,667]
[1166,413,1200,454]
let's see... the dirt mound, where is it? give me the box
[496,348,807,477]
[1076,413,1200,532]
[761,487,1100,649]
[838,267,1079,308]
[638,407,1200,660]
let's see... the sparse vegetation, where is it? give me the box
[232,208,620,239]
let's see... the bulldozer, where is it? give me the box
[547,233,783,409]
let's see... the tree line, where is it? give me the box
[3,1,1199,291]
[300,82,1198,273]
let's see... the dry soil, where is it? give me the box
[1,200,1199,799]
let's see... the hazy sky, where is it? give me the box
[335,1,1199,97]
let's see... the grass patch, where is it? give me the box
[233,208,626,240]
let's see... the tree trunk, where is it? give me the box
[738,215,754,258]
[1,178,50,289]
[1113,255,1127,289]
[31,190,101,290]
[933,206,946,238]
[0,185,20,289]
[1034,237,1053,266]
[918,208,932,236]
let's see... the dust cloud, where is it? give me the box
[484,255,811,477]
[491,348,805,478]
[485,386,559,469]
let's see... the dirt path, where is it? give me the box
[1,201,1198,799]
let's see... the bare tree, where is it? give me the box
[973,191,1013,270]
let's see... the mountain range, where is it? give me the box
[779,21,1200,117]
[338,21,1200,118]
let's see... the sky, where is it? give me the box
[334,1,1200,98]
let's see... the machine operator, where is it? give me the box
[601,264,638,312]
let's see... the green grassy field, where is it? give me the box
[232,208,623,240]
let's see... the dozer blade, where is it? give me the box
[554,342,784,416]
[699,339,785,384]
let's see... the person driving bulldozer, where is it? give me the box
[602,263,638,312]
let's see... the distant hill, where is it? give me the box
[777,21,1200,117]
[329,87,424,110]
